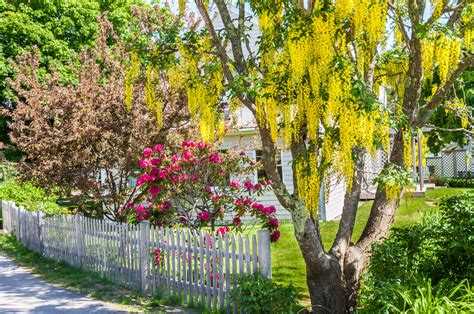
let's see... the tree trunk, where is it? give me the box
[295,217,367,313]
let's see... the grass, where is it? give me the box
[0,234,201,313]
[270,188,473,303]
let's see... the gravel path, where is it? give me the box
[0,254,128,313]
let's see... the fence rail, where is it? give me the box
[1,200,271,312]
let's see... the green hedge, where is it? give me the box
[359,192,474,312]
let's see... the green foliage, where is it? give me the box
[360,192,474,311]
[0,164,18,182]
[361,277,474,313]
[0,179,61,214]
[442,177,474,188]
[230,273,300,313]
[426,70,474,154]
[373,163,414,189]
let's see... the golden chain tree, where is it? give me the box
[145,1,473,312]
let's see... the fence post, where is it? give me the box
[16,205,21,242]
[75,213,85,268]
[0,200,4,232]
[37,211,44,255]
[139,221,150,293]
[257,230,272,279]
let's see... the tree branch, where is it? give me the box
[214,0,249,76]
[388,2,411,47]
[330,148,365,258]
[194,0,234,83]
[426,125,474,135]
[418,54,474,125]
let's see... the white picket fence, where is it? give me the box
[1,200,272,312]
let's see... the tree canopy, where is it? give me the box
[0,0,148,147]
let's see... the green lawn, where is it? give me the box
[271,188,473,302]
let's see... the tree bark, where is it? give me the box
[295,217,367,313]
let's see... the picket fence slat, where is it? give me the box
[0,200,272,312]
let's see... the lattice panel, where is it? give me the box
[427,150,473,178]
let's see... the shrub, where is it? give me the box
[230,273,299,313]
[0,164,18,183]
[359,192,474,311]
[432,175,448,187]
[360,277,474,313]
[445,177,474,188]
[127,141,281,239]
[0,180,62,214]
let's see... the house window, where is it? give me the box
[255,149,283,181]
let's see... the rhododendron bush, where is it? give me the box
[125,141,280,241]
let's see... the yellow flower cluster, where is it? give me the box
[174,39,224,142]
[145,66,163,128]
[254,1,389,214]
[125,52,139,111]
[385,182,402,202]
[432,35,462,84]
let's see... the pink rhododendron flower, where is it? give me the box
[160,200,172,210]
[171,175,180,184]
[254,183,262,190]
[150,168,158,177]
[252,202,264,211]
[136,173,151,186]
[158,170,168,179]
[244,181,254,191]
[182,149,194,160]
[262,205,277,215]
[216,226,229,236]
[230,181,241,188]
[271,230,280,242]
[235,199,244,206]
[182,140,196,147]
[139,158,151,168]
[244,198,253,205]
[211,194,222,203]
[208,153,222,163]
[171,165,181,172]
[150,186,161,196]
[154,144,164,152]
[171,155,180,163]
[192,177,199,183]
[198,211,211,221]
[181,174,189,181]
[197,142,208,150]
[265,180,271,186]
[233,217,241,226]
[143,147,153,157]
[153,248,161,265]
[269,217,279,229]
[135,204,150,221]
[150,158,161,166]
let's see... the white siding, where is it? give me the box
[324,179,345,221]
[220,131,346,221]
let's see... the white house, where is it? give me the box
[218,107,348,221]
